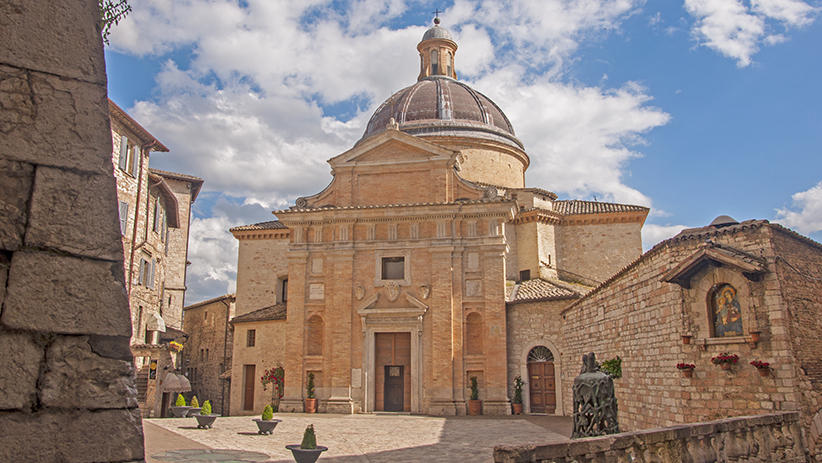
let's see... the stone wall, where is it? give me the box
[229,319,287,416]
[770,227,822,457]
[555,221,642,284]
[0,0,144,461]
[494,412,808,463]
[182,295,235,416]
[506,299,572,414]
[561,224,798,432]
[234,237,289,317]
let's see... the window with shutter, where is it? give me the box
[148,259,156,289]
[138,258,146,285]
[118,201,128,235]
[153,199,160,233]
[118,135,128,171]
[131,145,140,177]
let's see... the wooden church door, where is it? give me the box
[527,346,556,414]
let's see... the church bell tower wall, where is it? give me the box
[556,220,644,284]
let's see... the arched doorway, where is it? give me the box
[527,346,556,414]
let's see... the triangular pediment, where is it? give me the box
[661,244,766,289]
[330,128,456,167]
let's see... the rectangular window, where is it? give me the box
[118,201,128,235]
[205,349,209,362]
[138,258,147,285]
[153,199,161,233]
[247,329,256,347]
[520,269,531,281]
[147,259,156,289]
[382,257,405,280]
[282,278,288,303]
[200,349,204,361]
[130,145,140,177]
[118,135,129,171]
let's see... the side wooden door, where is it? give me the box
[384,365,404,412]
[528,362,556,414]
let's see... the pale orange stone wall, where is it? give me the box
[555,221,643,284]
[234,237,289,317]
[229,319,286,416]
[561,224,801,433]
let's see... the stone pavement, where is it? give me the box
[145,413,572,462]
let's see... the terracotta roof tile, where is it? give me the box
[553,200,649,215]
[230,221,288,232]
[231,304,287,324]
[184,293,235,311]
[507,279,578,304]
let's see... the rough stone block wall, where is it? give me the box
[556,222,642,283]
[0,0,145,461]
[182,298,234,416]
[770,226,822,456]
[235,238,288,317]
[163,176,196,328]
[562,225,795,434]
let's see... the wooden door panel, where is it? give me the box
[243,365,256,411]
[528,361,556,414]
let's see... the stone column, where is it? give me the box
[325,249,356,413]
[482,244,512,415]
[280,250,308,412]
[0,0,145,460]
[428,246,457,415]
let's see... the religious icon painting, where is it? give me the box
[713,284,743,337]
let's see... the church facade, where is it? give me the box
[228,21,647,416]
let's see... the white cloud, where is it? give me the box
[185,215,239,303]
[683,0,817,66]
[642,223,689,251]
[775,181,822,235]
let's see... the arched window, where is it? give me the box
[528,346,554,363]
[466,312,483,355]
[307,315,324,355]
[446,51,452,77]
[712,283,743,337]
[431,49,439,75]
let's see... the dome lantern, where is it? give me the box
[417,18,457,80]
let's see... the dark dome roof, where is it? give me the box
[360,77,522,149]
[422,25,453,42]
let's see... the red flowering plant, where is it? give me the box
[750,360,770,370]
[711,352,739,365]
[677,363,696,370]
[260,363,285,411]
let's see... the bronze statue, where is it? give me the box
[572,352,620,438]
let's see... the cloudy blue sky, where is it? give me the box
[105,0,822,304]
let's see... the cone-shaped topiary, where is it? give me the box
[262,404,274,421]
[175,394,186,407]
[190,396,199,408]
[201,400,212,415]
[300,424,317,450]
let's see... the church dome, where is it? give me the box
[422,24,453,41]
[361,77,523,150]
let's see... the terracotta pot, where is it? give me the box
[512,403,523,415]
[750,332,761,342]
[720,363,732,371]
[305,398,318,413]
[681,335,692,345]
[681,369,694,378]
[758,368,770,377]
[468,399,482,415]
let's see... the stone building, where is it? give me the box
[182,294,236,416]
[226,20,648,417]
[560,217,822,458]
[109,100,204,417]
[0,0,144,460]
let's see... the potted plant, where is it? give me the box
[305,372,317,413]
[467,376,482,415]
[712,352,739,370]
[512,375,525,415]
[170,393,192,417]
[169,341,183,353]
[286,424,328,463]
[187,395,202,417]
[751,360,771,377]
[194,400,218,429]
[677,363,696,378]
[253,404,282,435]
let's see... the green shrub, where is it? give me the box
[469,376,479,401]
[601,356,622,379]
[175,394,186,407]
[201,400,212,416]
[262,404,274,421]
[306,372,315,399]
[190,396,199,408]
[512,376,525,404]
[300,424,317,450]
